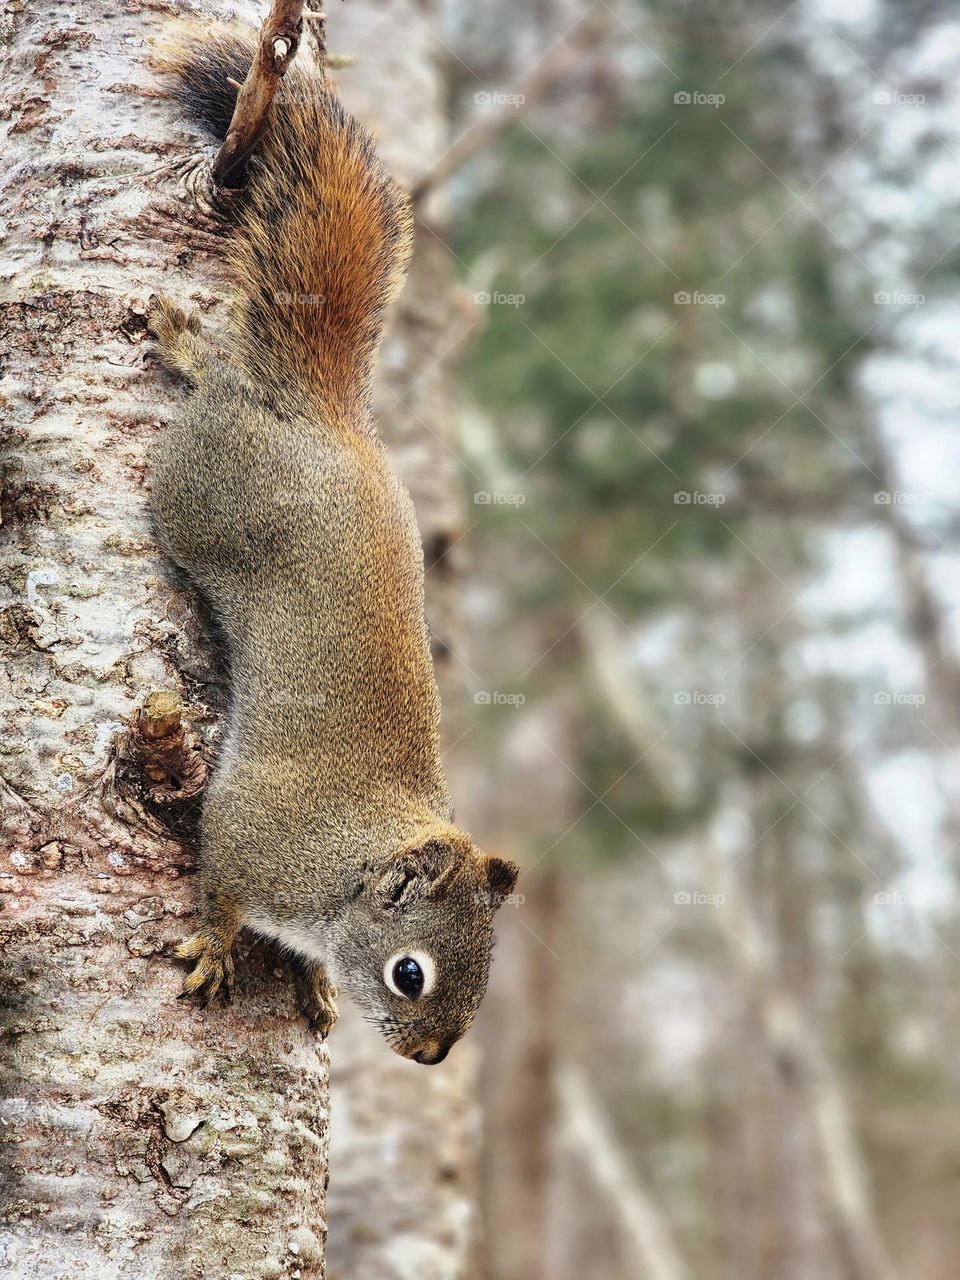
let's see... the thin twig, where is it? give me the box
[557,1063,690,1280]
[213,0,311,187]
[411,17,606,204]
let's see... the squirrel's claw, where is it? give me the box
[175,930,235,1007]
[294,961,339,1039]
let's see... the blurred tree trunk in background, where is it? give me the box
[324,4,486,1277]
[575,598,899,1280]
[741,595,833,1280]
[0,1,330,1274]
[470,688,577,1280]
[481,859,560,1280]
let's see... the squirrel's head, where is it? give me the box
[327,828,518,1064]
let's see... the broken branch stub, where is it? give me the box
[113,690,209,834]
[212,0,307,188]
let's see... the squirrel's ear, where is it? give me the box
[481,855,519,908]
[375,839,459,909]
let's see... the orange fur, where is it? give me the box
[157,23,413,430]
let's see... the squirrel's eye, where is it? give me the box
[384,949,436,999]
[392,957,424,998]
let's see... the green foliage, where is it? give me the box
[454,4,875,744]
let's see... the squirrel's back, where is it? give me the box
[157,24,413,432]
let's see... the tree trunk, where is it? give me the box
[2,2,479,1276]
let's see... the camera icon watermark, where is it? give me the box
[274,291,326,307]
[474,690,526,708]
[674,290,725,308]
[674,490,726,506]
[873,690,925,706]
[674,889,726,906]
[473,289,526,307]
[874,291,925,308]
[674,690,726,707]
[874,889,927,906]
[674,90,725,108]
[474,90,526,108]
[474,490,526,506]
[873,89,925,107]
[476,888,527,909]
[873,490,925,505]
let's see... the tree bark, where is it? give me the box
[2,2,482,1276]
[0,2,334,1274]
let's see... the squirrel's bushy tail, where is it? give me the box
[157,24,413,430]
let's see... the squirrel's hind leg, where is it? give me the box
[148,294,210,387]
[174,892,242,1006]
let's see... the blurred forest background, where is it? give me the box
[408,0,960,1276]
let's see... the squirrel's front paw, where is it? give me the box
[294,961,339,1038]
[147,294,207,385]
[175,930,235,1007]
[147,293,201,342]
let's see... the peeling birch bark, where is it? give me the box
[0,2,329,1275]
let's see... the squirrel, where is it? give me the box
[147,21,518,1065]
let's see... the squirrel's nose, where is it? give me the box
[412,1040,450,1065]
